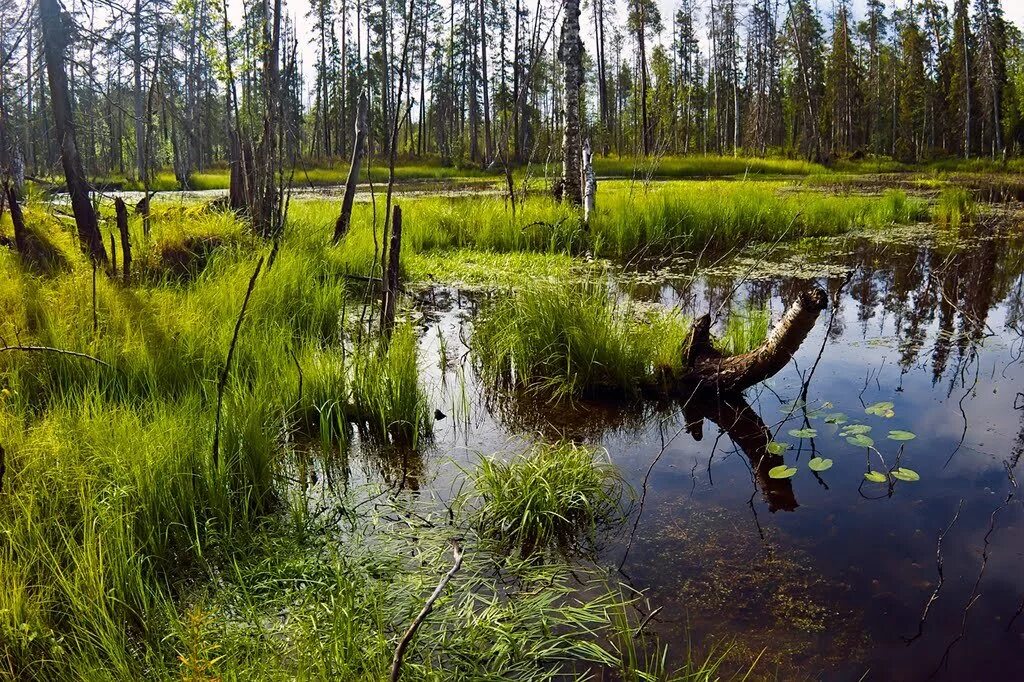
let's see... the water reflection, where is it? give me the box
[403,220,1024,679]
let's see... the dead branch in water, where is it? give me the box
[212,256,264,466]
[390,539,464,682]
[904,499,963,644]
[656,286,829,395]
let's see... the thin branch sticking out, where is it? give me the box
[212,256,265,466]
[0,345,111,367]
[390,539,464,682]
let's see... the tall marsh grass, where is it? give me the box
[472,281,690,400]
[470,443,626,557]
[315,181,931,275]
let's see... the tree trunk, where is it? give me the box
[40,0,107,262]
[115,197,132,283]
[559,0,582,205]
[4,182,28,256]
[381,204,403,334]
[479,0,493,163]
[333,92,369,242]
[133,0,145,183]
[668,286,828,393]
[582,138,595,223]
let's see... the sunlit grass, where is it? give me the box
[716,304,770,355]
[472,281,691,400]
[594,154,827,177]
[469,443,626,557]
[934,187,976,229]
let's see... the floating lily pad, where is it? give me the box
[781,399,807,415]
[891,467,920,482]
[824,412,848,425]
[841,424,872,435]
[864,470,888,483]
[767,441,791,455]
[887,430,917,441]
[769,465,798,479]
[808,457,833,472]
[788,428,818,439]
[846,434,875,448]
[865,401,895,418]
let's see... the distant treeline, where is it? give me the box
[0,0,1022,187]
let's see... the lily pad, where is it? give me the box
[846,434,875,448]
[840,424,872,435]
[824,412,848,425]
[808,457,834,472]
[887,430,917,441]
[769,465,798,479]
[788,428,818,439]
[891,467,920,482]
[781,399,807,415]
[864,470,888,483]
[865,401,895,418]
[767,441,791,456]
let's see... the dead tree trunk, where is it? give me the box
[333,92,369,243]
[40,0,107,262]
[4,182,27,255]
[670,286,828,393]
[115,197,131,282]
[381,204,403,335]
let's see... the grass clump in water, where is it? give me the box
[470,443,626,557]
[473,282,690,400]
[934,187,976,229]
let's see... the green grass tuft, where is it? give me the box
[470,443,626,557]
[472,281,691,400]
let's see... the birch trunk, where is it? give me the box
[559,0,582,205]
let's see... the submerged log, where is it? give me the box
[675,286,828,394]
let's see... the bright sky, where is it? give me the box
[235,0,1024,100]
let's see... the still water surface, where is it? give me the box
[358,220,1024,680]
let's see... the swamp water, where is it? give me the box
[324,219,1024,680]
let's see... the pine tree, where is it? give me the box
[949,0,974,156]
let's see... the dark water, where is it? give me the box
[379,219,1024,680]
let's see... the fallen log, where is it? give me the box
[673,286,828,394]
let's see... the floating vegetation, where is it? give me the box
[865,401,896,418]
[887,430,917,441]
[808,457,834,472]
[890,467,920,482]
[788,427,818,439]
[846,434,875,448]
[769,465,798,479]
[864,471,888,483]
